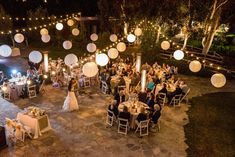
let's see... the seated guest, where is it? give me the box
[118,106,131,122]
[168,85,183,102]
[138,91,147,103]
[147,93,155,109]
[108,100,119,118]
[120,90,126,103]
[151,104,162,128]
[146,78,155,92]
[118,76,126,86]
[114,88,120,106]
[180,81,189,95]
[109,67,116,76]
[136,107,147,125]
[159,83,168,95]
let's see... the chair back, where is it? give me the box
[140,119,149,128]
[28,85,37,98]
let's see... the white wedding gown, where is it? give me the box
[62,91,79,111]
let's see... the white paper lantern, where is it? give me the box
[29,51,42,63]
[0,45,12,57]
[67,19,74,26]
[82,62,99,77]
[64,54,78,66]
[127,34,136,43]
[211,73,226,88]
[90,33,98,41]
[110,34,118,42]
[96,53,109,66]
[189,60,202,72]
[134,28,142,36]
[56,23,63,30]
[14,33,24,43]
[40,28,48,35]
[86,43,97,53]
[116,42,126,52]
[63,40,72,50]
[161,41,170,50]
[72,28,79,36]
[41,34,51,43]
[173,50,184,60]
[108,48,119,59]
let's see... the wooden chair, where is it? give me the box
[101,81,109,94]
[180,88,190,104]
[117,118,129,135]
[170,94,182,107]
[135,119,149,136]
[28,85,37,98]
[157,93,167,106]
[84,77,91,88]
[106,110,115,127]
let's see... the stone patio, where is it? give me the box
[0,75,235,157]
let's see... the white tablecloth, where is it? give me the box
[16,113,52,139]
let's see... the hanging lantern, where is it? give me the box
[161,41,170,50]
[40,28,48,35]
[211,73,226,88]
[134,28,142,36]
[63,40,72,50]
[64,54,78,66]
[127,34,136,43]
[110,34,118,42]
[0,45,12,57]
[41,34,51,43]
[116,42,126,52]
[72,28,79,36]
[86,43,97,53]
[14,33,24,43]
[173,50,184,60]
[108,48,119,59]
[56,23,63,30]
[29,51,42,63]
[67,19,74,26]
[96,53,109,66]
[189,60,202,72]
[82,62,99,77]
[90,33,98,41]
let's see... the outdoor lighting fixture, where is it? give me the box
[189,60,202,73]
[14,33,24,43]
[127,34,136,43]
[109,34,118,42]
[0,44,12,57]
[161,41,170,50]
[63,40,72,50]
[41,34,51,43]
[67,19,74,26]
[134,28,142,36]
[211,73,226,88]
[27,80,31,85]
[87,43,97,53]
[82,62,99,77]
[51,71,56,75]
[90,33,98,41]
[43,75,48,79]
[72,28,79,36]
[116,42,126,52]
[95,53,109,66]
[62,68,66,72]
[173,50,184,60]
[108,48,119,59]
[12,69,17,74]
[64,54,78,66]
[40,28,48,35]
[56,23,63,30]
[29,51,42,63]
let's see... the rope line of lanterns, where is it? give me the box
[0,12,81,21]
[139,20,228,88]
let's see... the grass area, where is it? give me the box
[185,92,235,157]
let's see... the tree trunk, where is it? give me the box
[182,33,189,50]
[155,26,161,43]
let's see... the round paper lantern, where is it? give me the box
[173,50,184,60]
[56,23,63,30]
[41,34,51,43]
[14,33,24,43]
[116,42,126,52]
[108,48,119,59]
[211,73,226,88]
[82,62,99,77]
[40,28,48,35]
[127,34,136,43]
[64,54,78,66]
[90,33,98,41]
[72,28,79,36]
[67,19,74,26]
[29,51,42,63]
[110,34,118,42]
[63,40,72,50]
[189,60,202,72]
[86,43,97,53]
[134,28,142,36]
[0,45,12,57]
[161,41,170,50]
[96,53,109,66]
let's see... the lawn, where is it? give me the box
[185,92,235,157]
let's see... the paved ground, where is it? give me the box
[0,74,235,157]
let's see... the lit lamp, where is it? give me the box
[141,70,146,92]
[43,74,48,79]
[136,53,141,72]
[173,50,184,60]
[51,71,56,75]
[43,52,49,73]
[27,80,31,85]
[211,73,226,88]
[127,34,136,43]
[62,68,66,72]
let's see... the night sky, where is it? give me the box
[0,0,99,16]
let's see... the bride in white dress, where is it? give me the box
[62,78,79,111]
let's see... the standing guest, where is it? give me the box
[147,93,155,109]
[151,104,162,129]
[120,90,126,103]
[114,87,120,106]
